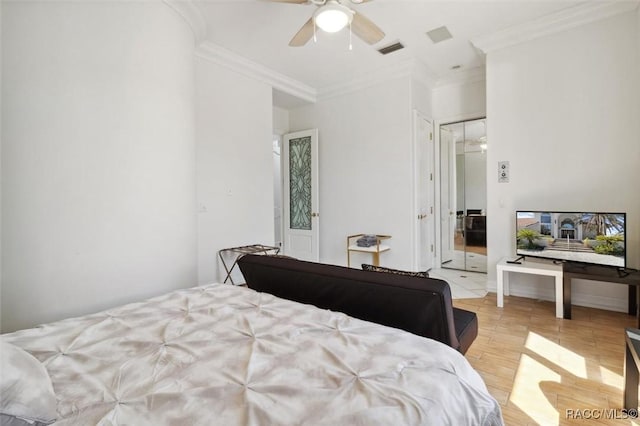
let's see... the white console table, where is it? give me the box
[496,257,564,318]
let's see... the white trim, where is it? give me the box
[435,112,486,127]
[195,42,482,106]
[317,59,414,101]
[163,0,208,45]
[317,59,444,101]
[488,281,628,314]
[572,292,627,314]
[411,110,436,272]
[196,42,317,105]
[195,40,482,106]
[502,285,627,314]
[471,0,640,53]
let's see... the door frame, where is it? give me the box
[435,114,487,270]
[412,110,435,272]
[439,126,456,265]
[434,113,486,268]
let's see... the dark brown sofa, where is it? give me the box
[237,254,478,354]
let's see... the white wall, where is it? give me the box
[289,78,415,269]
[411,78,433,118]
[486,11,640,311]
[273,106,290,135]
[272,107,289,247]
[196,55,274,285]
[433,80,486,124]
[1,2,197,332]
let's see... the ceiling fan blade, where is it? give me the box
[351,11,385,45]
[289,18,315,47]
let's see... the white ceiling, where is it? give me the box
[194,0,592,105]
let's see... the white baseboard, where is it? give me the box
[486,280,627,313]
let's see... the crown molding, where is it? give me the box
[472,0,640,53]
[317,59,421,102]
[196,42,317,105]
[163,0,208,45]
[434,66,486,89]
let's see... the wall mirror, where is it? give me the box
[440,118,487,273]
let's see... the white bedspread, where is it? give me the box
[3,284,503,425]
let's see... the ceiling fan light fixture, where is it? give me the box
[314,2,353,33]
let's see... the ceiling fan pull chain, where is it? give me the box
[314,20,317,43]
[349,20,353,51]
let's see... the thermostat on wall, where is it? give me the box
[498,161,509,183]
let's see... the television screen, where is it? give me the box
[516,211,626,268]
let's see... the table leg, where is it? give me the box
[497,268,504,308]
[372,252,380,266]
[636,287,640,329]
[563,275,572,320]
[554,273,563,319]
[504,269,510,296]
[630,286,637,316]
[625,339,639,410]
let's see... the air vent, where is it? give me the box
[377,41,404,55]
[426,26,453,44]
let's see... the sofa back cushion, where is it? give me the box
[238,255,460,349]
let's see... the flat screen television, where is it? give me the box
[515,211,626,268]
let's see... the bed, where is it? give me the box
[1,283,503,425]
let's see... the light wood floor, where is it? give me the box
[454,294,639,426]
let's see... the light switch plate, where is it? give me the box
[498,161,510,183]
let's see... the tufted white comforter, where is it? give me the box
[3,284,503,425]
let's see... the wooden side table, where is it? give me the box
[347,234,391,268]
[563,263,640,326]
[496,257,564,318]
[218,244,279,284]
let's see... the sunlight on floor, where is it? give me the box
[456,294,640,425]
[600,365,624,390]
[525,332,587,379]
[511,353,561,425]
[512,331,631,424]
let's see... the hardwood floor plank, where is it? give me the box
[455,293,639,425]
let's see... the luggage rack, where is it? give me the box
[218,244,280,284]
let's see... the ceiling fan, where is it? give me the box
[266,0,385,47]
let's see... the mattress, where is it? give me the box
[2,284,503,425]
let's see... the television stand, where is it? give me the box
[563,263,640,326]
[496,257,564,318]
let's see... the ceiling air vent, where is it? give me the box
[377,41,404,55]
[426,26,453,44]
